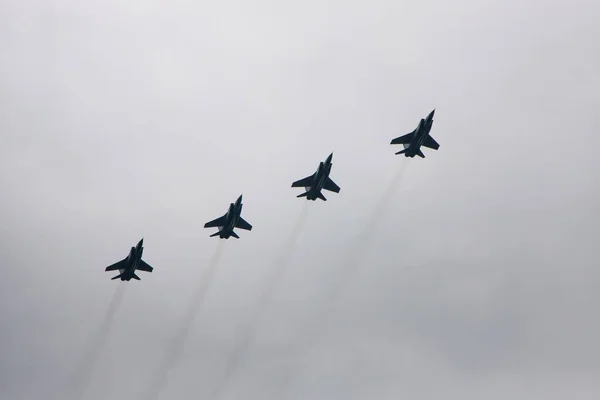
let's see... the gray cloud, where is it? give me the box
[1,0,599,399]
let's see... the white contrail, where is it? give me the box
[277,158,410,400]
[209,203,309,400]
[69,283,126,400]
[141,241,225,400]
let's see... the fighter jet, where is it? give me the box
[390,109,440,158]
[105,238,153,281]
[291,152,341,201]
[204,195,253,239]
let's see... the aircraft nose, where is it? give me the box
[327,153,333,162]
[430,109,435,117]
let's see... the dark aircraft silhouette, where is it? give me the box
[390,109,440,158]
[105,238,153,281]
[291,152,341,201]
[204,195,253,239]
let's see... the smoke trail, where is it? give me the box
[209,203,309,400]
[277,159,410,399]
[326,157,410,302]
[69,283,125,400]
[140,241,225,400]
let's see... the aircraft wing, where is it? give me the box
[291,175,314,188]
[105,258,127,271]
[390,131,414,145]
[235,216,253,231]
[323,177,340,193]
[422,135,440,150]
[137,260,153,273]
[204,215,227,228]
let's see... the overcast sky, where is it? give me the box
[1,1,599,399]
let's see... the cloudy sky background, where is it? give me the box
[1,0,599,399]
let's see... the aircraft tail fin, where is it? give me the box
[111,274,123,280]
[132,274,141,281]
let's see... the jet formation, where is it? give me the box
[204,195,253,239]
[390,109,439,158]
[105,238,154,281]
[291,153,341,201]
[104,110,439,280]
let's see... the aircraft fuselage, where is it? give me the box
[219,200,243,238]
[118,240,144,280]
[305,160,332,200]
[404,115,434,157]
[291,152,338,201]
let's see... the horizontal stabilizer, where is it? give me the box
[204,215,227,228]
[422,135,440,150]
[132,274,141,281]
[231,231,240,239]
[137,260,153,273]
[417,149,425,158]
[395,148,408,155]
[390,131,414,145]
[235,216,252,231]
[210,231,221,237]
[297,192,308,198]
[318,192,327,201]
[292,175,314,188]
[323,177,340,193]
[111,274,122,280]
